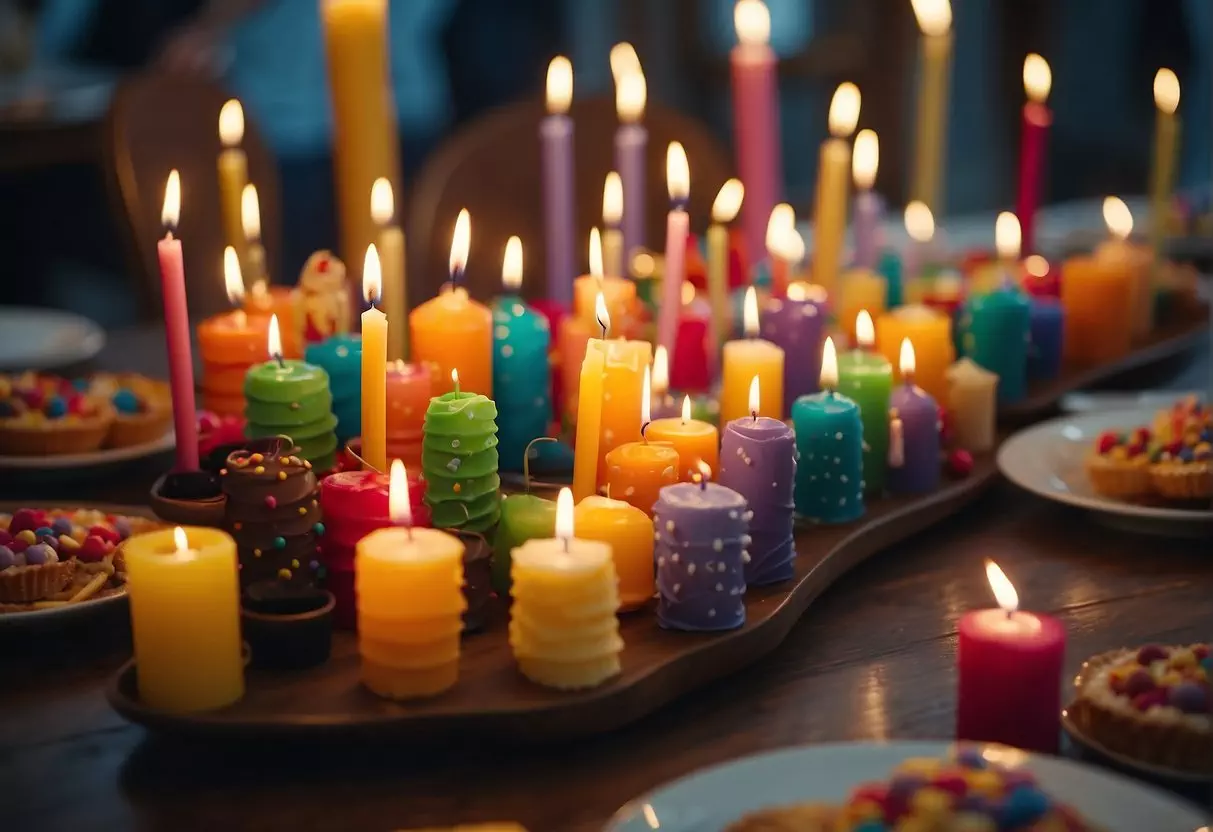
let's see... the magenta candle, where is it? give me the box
[957,560,1066,753]
[1016,55,1052,255]
[541,57,576,309]
[657,142,690,362]
[670,294,712,393]
[615,71,648,264]
[157,171,199,471]
[730,0,782,274]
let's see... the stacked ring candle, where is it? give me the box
[197,247,271,416]
[422,370,501,534]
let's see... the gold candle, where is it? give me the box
[1148,68,1181,256]
[602,171,624,279]
[811,82,860,295]
[217,99,249,276]
[708,178,744,350]
[909,0,953,213]
[371,177,407,360]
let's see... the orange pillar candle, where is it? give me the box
[645,394,720,482]
[1094,196,1154,340]
[721,286,784,423]
[409,209,493,396]
[876,304,953,401]
[198,247,271,416]
[596,337,651,491]
[604,364,680,515]
[572,297,608,501]
[1060,257,1134,366]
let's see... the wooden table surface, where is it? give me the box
[1,328,1211,832]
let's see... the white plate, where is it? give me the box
[0,307,105,370]
[0,588,127,629]
[0,429,174,472]
[606,741,1207,832]
[997,408,1212,535]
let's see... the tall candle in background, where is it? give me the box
[371,178,407,360]
[902,201,937,286]
[1097,197,1154,339]
[360,245,387,472]
[837,311,892,495]
[157,171,199,471]
[572,294,609,502]
[886,339,941,495]
[851,128,882,271]
[731,0,781,268]
[1016,54,1052,255]
[722,287,784,423]
[649,345,679,419]
[909,0,953,213]
[602,171,624,278]
[658,142,690,361]
[217,99,249,276]
[614,56,648,263]
[541,56,576,309]
[198,247,271,417]
[811,82,860,296]
[239,184,301,359]
[765,203,797,298]
[1148,68,1181,256]
[241,183,268,290]
[760,280,826,415]
[709,179,745,351]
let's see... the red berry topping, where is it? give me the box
[1125,441,1146,458]
[87,524,120,545]
[1132,427,1151,445]
[20,387,44,410]
[930,773,968,798]
[1131,688,1168,711]
[316,256,329,273]
[77,535,110,563]
[1095,432,1120,454]
[1137,644,1170,665]
[8,508,44,534]
[1122,668,1155,697]
[1194,644,1209,660]
[9,537,28,554]
[850,784,888,808]
[0,529,10,547]
[946,449,974,478]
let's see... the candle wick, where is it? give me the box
[1005,608,1014,621]
[752,411,757,422]
[275,353,286,369]
[562,536,569,554]
[406,523,414,542]
[641,421,650,442]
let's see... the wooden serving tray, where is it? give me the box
[106,455,999,743]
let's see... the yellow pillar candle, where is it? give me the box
[876,304,953,402]
[217,99,249,276]
[602,172,624,279]
[357,461,466,700]
[945,358,998,453]
[574,495,654,611]
[709,178,744,349]
[1149,68,1181,256]
[509,488,623,690]
[125,527,244,713]
[1095,197,1154,340]
[322,0,401,282]
[836,268,887,347]
[721,286,784,423]
[371,178,407,361]
[360,245,387,472]
[909,0,953,213]
[645,394,719,482]
[241,183,269,290]
[572,294,608,501]
[811,82,860,295]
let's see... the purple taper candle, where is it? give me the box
[759,284,828,416]
[615,72,647,266]
[887,339,941,495]
[657,142,690,360]
[851,129,882,271]
[541,57,575,309]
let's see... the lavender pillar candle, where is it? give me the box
[887,344,941,495]
[852,190,884,271]
[541,57,576,309]
[759,290,827,416]
[1028,297,1064,380]
[654,481,750,631]
[615,72,648,266]
[719,415,796,586]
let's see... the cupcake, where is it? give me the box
[93,374,173,448]
[1149,430,1212,502]
[1085,428,1152,500]
[0,374,113,456]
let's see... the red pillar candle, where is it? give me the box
[957,559,1066,753]
[157,170,200,472]
[669,283,712,393]
[1016,54,1052,256]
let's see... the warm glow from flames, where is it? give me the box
[603,172,623,226]
[695,460,712,484]
[546,56,572,114]
[173,527,189,554]
[734,0,770,47]
[267,313,282,359]
[855,310,875,348]
[555,487,575,541]
[905,201,935,243]
[363,244,381,304]
[828,82,861,138]
[610,42,640,86]
[995,212,1021,261]
[595,291,610,337]
[219,99,244,147]
[161,170,181,228]
[852,129,879,189]
[765,203,795,257]
[241,183,261,240]
[502,236,523,292]
[616,70,646,123]
[985,559,1019,613]
[449,208,470,278]
[748,375,760,415]
[1023,54,1051,103]
[1154,68,1180,114]
[681,394,692,422]
[820,336,839,388]
[1025,254,1049,277]
[370,177,394,225]
[389,459,412,526]
[589,227,604,279]
[666,141,689,203]
[681,280,696,306]
[899,337,916,377]
[1102,196,1133,240]
[743,285,760,338]
[652,346,669,394]
[712,178,744,223]
[223,246,244,306]
[911,0,952,36]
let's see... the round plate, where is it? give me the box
[606,741,1206,832]
[0,307,105,370]
[0,429,174,473]
[997,408,1212,535]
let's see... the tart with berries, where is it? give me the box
[1084,427,1152,500]
[1148,425,1212,503]
[0,373,114,456]
[1068,643,1212,775]
[91,373,173,448]
[725,747,1107,831]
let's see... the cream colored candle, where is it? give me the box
[241,183,268,290]
[371,178,407,360]
[360,245,387,472]
[721,286,784,423]
[909,0,953,212]
[217,99,249,276]
[1095,197,1154,339]
[708,178,744,350]
[811,82,860,295]
[945,358,998,452]
[125,527,244,713]
[1149,68,1181,256]
[602,171,624,278]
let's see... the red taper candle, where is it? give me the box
[157,170,200,471]
[1015,54,1053,255]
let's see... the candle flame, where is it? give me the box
[911,0,951,36]
[820,336,839,388]
[173,526,189,554]
[267,313,282,359]
[666,141,689,203]
[681,394,692,422]
[855,309,875,347]
[389,459,413,526]
[743,285,760,338]
[748,374,760,415]
[451,367,460,391]
[852,129,879,189]
[370,177,395,225]
[899,337,916,377]
[765,203,796,257]
[241,183,261,241]
[734,0,770,46]
[780,228,806,265]
[1023,53,1051,104]
[712,178,744,223]
[546,56,573,115]
[161,170,181,229]
[223,246,245,306]
[589,227,604,279]
[609,42,640,86]
[218,99,244,147]
[449,208,470,279]
[681,280,696,306]
[603,171,623,226]
[641,364,652,425]
[502,235,523,292]
[1154,68,1180,114]
[695,460,712,483]
[652,345,669,394]
[1025,254,1049,277]
[595,291,610,337]
[363,244,382,304]
[904,201,935,243]
[616,70,646,123]
[1102,196,1133,240]
[827,82,861,138]
[555,486,575,542]
[985,559,1019,613]
[995,212,1021,261]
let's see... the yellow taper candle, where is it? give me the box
[125,526,244,713]
[371,178,407,361]
[1149,68,1181,257]
[361,245,387,472]
[217,99,249,276]
[573,293,609,501]
[721,286,784,423]
[709,178,744,350]
[811,82,860,295]
[602,171,624,278]
[909,0,953,212]
[241,183,268,290]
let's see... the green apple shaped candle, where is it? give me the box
[422,372,501,534]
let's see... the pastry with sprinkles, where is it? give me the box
[0,372,114,456]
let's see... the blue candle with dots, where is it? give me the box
[791,337,865,524]
[491,236,552,472]
[958,283,1031,404]
[1027,297,1064,380]
[304,334,361,445]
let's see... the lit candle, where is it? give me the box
[792,337,865,523]
[572,294,608,502]
[384,358,431,467]
[812,81,860,296]
[217,99,249,275]
[957,559,1066,753]
[357,460,466,700]
[876,303,953,402]
[409,209,494,396]
[197,246,270,417]
[157,171,200,471]
[360,245,387,472]
[708,178,745,351]
[240,183,301,359]
[764,203,797,298]
[602,171,624,278]
[422,368,501,533]
[851,127,883,271]
[945,358,998,453]
[371,177,407,361]
[836,267,887,348]
[605,364,680,516]
[722,286,784,423]
[901,200,937,288]
[649,345,679,419]
[125,526,243,712]
[657,141,690,362]
[614,53,648,263]
[646,394,720,482]
[1061,200,1136,365]
[909,0,953,212]
[730,0,781,270]
[241,182,268,291]
[1149,68,1181,257]
[759,279,827,416]
[719,377,795,585]
[541,56,576,309]
[887,339,941,495]
[510,488,623,689]
[1095,196,1154,339]
[574,495,655,612]
[837,311,892,495]
[1016,54,1052,255]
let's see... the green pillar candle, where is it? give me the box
[836,349,892,495]
[491,493,555,593]
[244,358,339,472]
[422,390,501,533]
[958,285,1031,404]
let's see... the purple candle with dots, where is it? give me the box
[719,377,796,585]
[887,338,942,495]
[540,57,576,309]
[654,476,751,632]
[615,72,647,267]
[759,284,827,417]
[1028,297,1064,380]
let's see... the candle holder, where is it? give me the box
[241,585,335,671]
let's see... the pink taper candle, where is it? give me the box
[157,170,200,471]
[541,56,576,309]
[1016,54,1052,256]
[658,142,690,360]
[731,0,781,271]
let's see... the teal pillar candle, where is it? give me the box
[491,293,552,472]
[878,249,903,308]
[958,286,1032,404]
[244,359,338,472]
[304,334,361,445]
[836,348,892,495]
[491,493,555,592]
[792,390,865,524]
[422,390,501,533]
